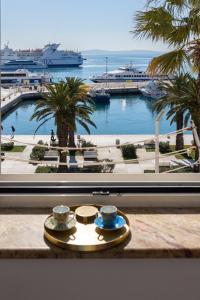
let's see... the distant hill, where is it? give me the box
[82,49,164,56]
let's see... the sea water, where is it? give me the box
[2,51,178,135]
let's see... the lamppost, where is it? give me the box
[105,56,108,89]
[155,110,165,174]
[105,56,108,74]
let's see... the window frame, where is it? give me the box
[1,173,200,195]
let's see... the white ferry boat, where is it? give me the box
[90,63,171,83]
[0,69,53,87]
[140,81,166,100]
[1,43,84,68]
[0,60,47,70]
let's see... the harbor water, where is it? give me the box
[2,51,177,135]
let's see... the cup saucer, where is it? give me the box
[44,215,76,232]
[94,215,126,231]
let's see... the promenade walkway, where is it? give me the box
[1,134,194,174]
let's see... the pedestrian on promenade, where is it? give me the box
[51,129,56,142]
[11,125,16,139]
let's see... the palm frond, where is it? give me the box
[33,116,54,136]
[148,49,190,74]
[77,119,91,134]
[133,7,174,41]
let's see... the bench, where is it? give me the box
[84,151,98,161]
[144,140,155,150]
[44,150,59,161]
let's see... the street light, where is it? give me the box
[155,110,165,174]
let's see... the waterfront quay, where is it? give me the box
[1,82,145,115]
[1,89,43,115]
[91,82,145,95]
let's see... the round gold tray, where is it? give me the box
[44,205,130,252]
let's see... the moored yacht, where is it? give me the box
[0,59,47,71]
[0,69,53,87]
[140,81,166,100]
[90,63,171,83]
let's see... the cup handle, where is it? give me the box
[69,211,76,220]
[96,212,101,219]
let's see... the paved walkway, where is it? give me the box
[2,145,36,174]
[1,134,194,147]
[1,134,194,174]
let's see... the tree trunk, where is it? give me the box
[68,130,76,148]
[68,130,77,172]
[193,119,200,173]
[194,72,200,173]
[175,111,184,151]
[57,118,69,173]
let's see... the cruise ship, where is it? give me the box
[1,43,84,68]
[90,63,171,83]
[1,69,53,87]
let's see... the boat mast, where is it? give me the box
[105,56,108,88]
[105,56,108,74]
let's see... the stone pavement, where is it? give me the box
[1,134,193,174]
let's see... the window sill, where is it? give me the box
[1,208,200,259]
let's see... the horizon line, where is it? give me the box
[82,49,165,52]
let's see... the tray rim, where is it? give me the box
[44,204,130,252]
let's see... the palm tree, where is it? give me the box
[154,74,188,151]
[133,0,200,97]
[133,1,200,73]
[157,73,200,170]
[64,78,96,149]
[31,78,96,173]
[133,0,200,169]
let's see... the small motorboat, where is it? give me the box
[88,88,111,104]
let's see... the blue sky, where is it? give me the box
[1,0,167,51]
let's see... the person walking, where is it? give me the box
[11,125,16,139]
[51,129,56,142]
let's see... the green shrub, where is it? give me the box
[121,144,137,160]
[159,142,171,154]
[1,142,14,151]
[35,166,58,173]
[30,140,47,161]
[80,139,96,148]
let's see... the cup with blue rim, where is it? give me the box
[99,205,118,228]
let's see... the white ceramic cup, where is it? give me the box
[53,205,75,224]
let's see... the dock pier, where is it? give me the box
[91,82,145,95]
[1,89,44,115]
[1,82,146,115]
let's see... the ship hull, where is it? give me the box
[91,77,168,83]
[47,63,83,68]
[88,93,111,104]
[0,63,83,70]
[0,65,46,71]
